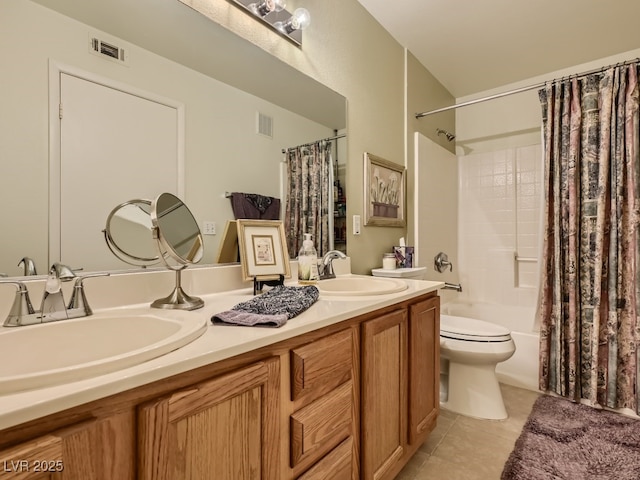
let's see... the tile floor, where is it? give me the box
[397,384,541,480]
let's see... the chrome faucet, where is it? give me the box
[40,263,76,322]
[18,257,38,276]
[0,265,109,327]
[319,250,347,280]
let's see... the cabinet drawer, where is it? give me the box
[290,381,352,467]
[291,328,353,404]
[296,437,353,480]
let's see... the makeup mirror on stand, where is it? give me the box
[150,193,204,310]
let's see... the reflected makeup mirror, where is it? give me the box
[150,192,204,310]
[103,199,160,267]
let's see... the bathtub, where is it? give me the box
[441,301,540,392]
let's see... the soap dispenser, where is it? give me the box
[298,233,319,285]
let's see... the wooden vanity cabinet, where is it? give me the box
[137,357,280,480]
[0,291,439,480]
[361,292,440,480]
[361,308,408,480]
[288,327,359,480]
[408,296,440,444]
[0,416,133,480]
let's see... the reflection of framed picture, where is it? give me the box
[364,152,406,227]
[215,220,239,263]
[237,219,291,281]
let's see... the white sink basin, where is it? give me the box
[0,311,207,394]
[317,276,408,296]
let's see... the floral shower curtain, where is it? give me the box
[538,62,640,413]
[284,140,332,258]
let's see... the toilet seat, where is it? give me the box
[440,315,511,342]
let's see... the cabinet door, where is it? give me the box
[138,357,280,480]
[0,419,117,480]
[408,296,440,445]
[361,309,408,480]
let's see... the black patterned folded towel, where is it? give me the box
[211,285,319,328]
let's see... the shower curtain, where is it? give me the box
[284,140,332,258]
[537,62,640,413]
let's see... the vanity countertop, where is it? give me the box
[0,276,443,431]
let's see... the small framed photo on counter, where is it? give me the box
[237,219,291,282]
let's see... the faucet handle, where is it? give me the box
[434,252,453,273]
[68,273,110,313]
[0,280,36,326]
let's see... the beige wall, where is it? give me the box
[405,52,456,269]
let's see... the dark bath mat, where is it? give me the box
[502,394,640,480]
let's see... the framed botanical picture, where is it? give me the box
[236,219,291,281]
[364,152,406,227]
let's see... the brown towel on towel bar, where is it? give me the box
[230,192,280,220]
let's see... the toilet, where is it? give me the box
[439,314,515,420]
[372,267,516,419]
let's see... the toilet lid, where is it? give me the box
[440,315,512,342]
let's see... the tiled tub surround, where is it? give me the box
[0,261,442,430]
[458,144,542,307]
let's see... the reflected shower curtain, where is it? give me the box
[284,141,332,258]
[538,63,640,413]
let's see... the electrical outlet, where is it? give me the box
[353,215,361,235]
[202,221,216,235]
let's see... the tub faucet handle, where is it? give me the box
[434,252,453,273]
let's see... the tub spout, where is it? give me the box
[443,282,462,292]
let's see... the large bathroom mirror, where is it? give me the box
[0,0,347,278]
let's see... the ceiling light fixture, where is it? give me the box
[229,0,310,46]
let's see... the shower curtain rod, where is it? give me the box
[415,57,640,118]
[281,133,346,154]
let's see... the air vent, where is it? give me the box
[89,34,129,66]
[256,112,273,138]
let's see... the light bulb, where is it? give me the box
[276,7,311,34]
[249,0,286,17]
[291,8,311,30]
